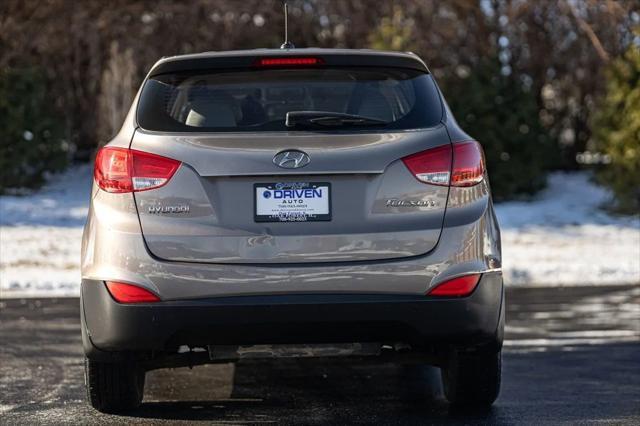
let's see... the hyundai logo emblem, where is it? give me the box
[273,150,310,169]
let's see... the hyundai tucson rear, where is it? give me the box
[81,49,504,412]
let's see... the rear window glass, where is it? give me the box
[137,67,442,132]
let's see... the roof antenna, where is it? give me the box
[280,2,295,49]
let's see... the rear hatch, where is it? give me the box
[131,52,451,264]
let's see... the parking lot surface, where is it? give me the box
[1,285,639,424]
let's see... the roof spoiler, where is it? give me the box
[148,51,429,76]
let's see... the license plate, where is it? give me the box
[255,182,331,222]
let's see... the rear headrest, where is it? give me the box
[185,99,237,127]
[357,90,393,122]
[185,88,237,127]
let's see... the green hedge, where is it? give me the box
[442,59,558,201]
[591,41,640,214]
[0,68,68,193]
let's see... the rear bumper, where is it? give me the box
[81,272,504,359]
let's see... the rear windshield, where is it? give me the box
[137,67,443,132]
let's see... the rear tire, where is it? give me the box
[441,348,501,407]
[84,357,145,413]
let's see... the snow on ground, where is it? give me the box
[0,165,90,298]
[0,166,638,297]
[496,172,640,286]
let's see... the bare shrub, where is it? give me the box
[97,42,137,144]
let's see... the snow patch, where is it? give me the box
[0,165,91,297]
[0,164,91,228]
[495,173,640,286]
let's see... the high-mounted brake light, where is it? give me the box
[105,281,161,303]
[402,141,485,187]
[254,57,324,67]
[427,274,481,297]
[94,147,181,193]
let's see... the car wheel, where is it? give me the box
[84,357,145,413]
[441,348,501,407]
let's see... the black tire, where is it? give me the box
[441,348,501,407]
[84,357,145,413]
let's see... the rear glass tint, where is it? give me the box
[137,67,443,132]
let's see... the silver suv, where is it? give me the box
[81,49,504,412]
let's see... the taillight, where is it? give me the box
[105,281,160,303]
[451,141,485,187]
[402,144,452,186]
[254,57,324,67]
[427,274,481,297]
[94,147,131,193]
[94,147,181,193]
[402,141,485,187]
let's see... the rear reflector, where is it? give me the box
[94,147,181,193]
[255,57,324,67]
[402,141,485,187]
[427,274,481,297]
[105,281,160,303]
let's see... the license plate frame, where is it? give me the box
[254,182,332,222]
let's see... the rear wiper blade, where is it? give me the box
[285,111,388,128]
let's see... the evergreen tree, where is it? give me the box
[0,68,68,192]
[592,39,640,214]
[441,59,558,200]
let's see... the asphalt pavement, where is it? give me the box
[1,285,639,425]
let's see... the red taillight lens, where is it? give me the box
[131,149,181,192]
[254,57,324,67]
[402,144,452,186]
[427,274,481,297]
[105,281,160,303]
[94,147,181,193]
[402,141,485,187]
[94,147,133,193]
[451,141,485,187]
